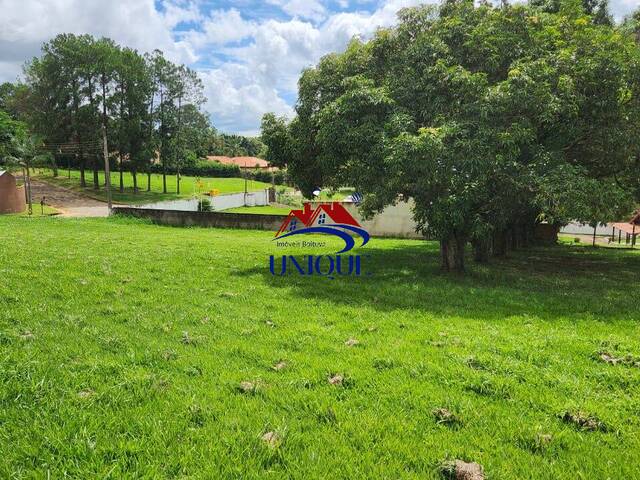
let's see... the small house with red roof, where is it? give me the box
[206,156,276,171]
[276,202,360,237]
[0,171,25,214]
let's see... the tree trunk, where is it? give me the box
[162,164,167,193]
[510,226,519,251]
[119,153,124,193]
[493,230,508,257]
[147,89,155,194]
[472,237,491,263]
[119,78,125,194]
[88,77,99,190]
[132,168,138,193]
[101,74,110,199]
[79,142,86,188]
[592,225,597,247]
[440,235,466,273]
[521,223,531,248]
[505,227,514,252]
[176,94,182,195]
[72,79,83,187]
[93,160,100,190]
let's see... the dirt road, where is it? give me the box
[28,179,111,217]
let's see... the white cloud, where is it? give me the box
[267,0,327,22]
[611,0,639,20]
[199,67,293,136]
[161,1,202,29]
[0,0,197,82]
[183,8,256,48]
[201,0,428,133]
[1,0,638,134]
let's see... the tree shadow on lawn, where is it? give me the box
[235,241,640,322]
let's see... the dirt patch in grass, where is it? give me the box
[560,411,607,432]
[440,459,485,480]
[597,351,640,368]
[433,408,461,427]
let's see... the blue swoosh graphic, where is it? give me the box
[274,224,370,253]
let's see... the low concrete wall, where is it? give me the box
[114,204,423,239]
[311,200,422,239]
[113,207,285,231]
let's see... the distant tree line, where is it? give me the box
[0,34,266,194]
[262,0,640,272]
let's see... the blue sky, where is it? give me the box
[0,0,638,135]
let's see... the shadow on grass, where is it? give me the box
[236,241,640,322]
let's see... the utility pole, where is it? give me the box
[25,158,32,215]
[244,160,248,206]
[102,123,112,212]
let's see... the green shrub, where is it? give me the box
[197,197,213,212]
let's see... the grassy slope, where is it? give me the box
[32,168,271,204]
[1,216,639,479]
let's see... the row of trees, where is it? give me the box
[262,0,640,272]
[0,34,266,194]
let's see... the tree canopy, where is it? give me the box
[1,33,265,194]
[262,0,640,271]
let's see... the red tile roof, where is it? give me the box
[206,156,271,168]
[612,222,639,234]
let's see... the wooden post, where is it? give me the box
[102,123,112,212]
[25,159,32,215]
[244,161,248,206]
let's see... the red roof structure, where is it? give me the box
[611,222,638,235]
[611,212,639,247]
[206,156,273,170]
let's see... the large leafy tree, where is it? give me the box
[262,1,639,272]
[113,47,153,192]
[0,109,28,164]
[16,35,209,195]
[171,65,205,194]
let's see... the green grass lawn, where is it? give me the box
[1,215,640,478]
[12,204,60,217]
[32,168,272,204]
[223,205,291,215]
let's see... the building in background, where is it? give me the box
[206,156,277,172]
[0,171,26,214]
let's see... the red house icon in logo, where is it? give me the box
[276,202,361,237]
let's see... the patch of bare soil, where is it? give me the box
[441,460,485,480]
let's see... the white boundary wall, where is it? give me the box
[311,200,421,239]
